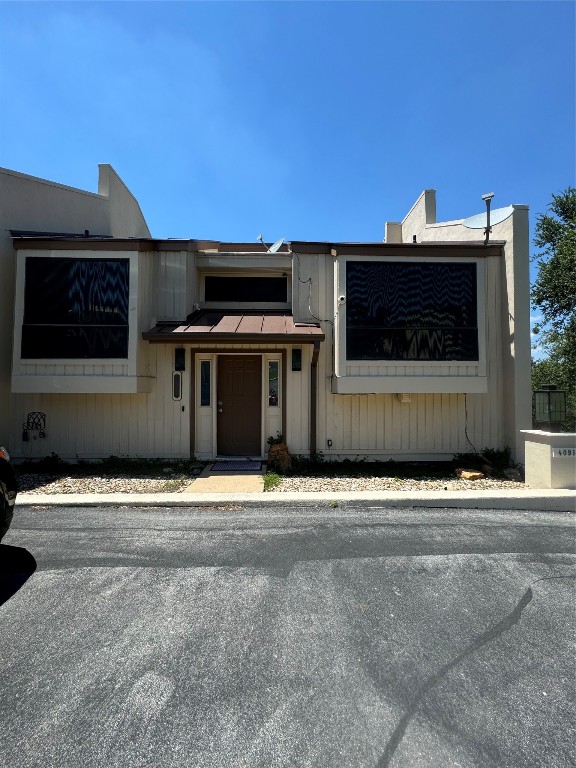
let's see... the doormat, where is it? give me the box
[211,461,262,472]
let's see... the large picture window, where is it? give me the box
[346,261,478,361]
[21,257,130,359]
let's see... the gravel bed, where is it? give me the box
[16,473,194,494]
[16,472,521,494]
[273,475,522,492]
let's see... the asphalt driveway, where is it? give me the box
[1,504,574,768]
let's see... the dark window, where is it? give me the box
[268,360,279,406]
[200,360,211,406]
[346,261,478,361]
[205,276,287,303]
[21,258,130,358]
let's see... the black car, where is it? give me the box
[0,447,18,541]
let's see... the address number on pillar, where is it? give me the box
[552,448,575,458]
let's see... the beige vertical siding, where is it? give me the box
[9,346,191,460]
[7,241,510,461]
[157,250,189,321]
[305,250,506,459]
[284,344,311,455]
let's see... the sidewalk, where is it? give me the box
[15,487,576,512]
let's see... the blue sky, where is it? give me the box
[0,3,573,270]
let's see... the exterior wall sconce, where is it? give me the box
[172,349,185,400]
[175,348,186,371]
[292,348,302,371]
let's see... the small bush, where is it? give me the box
[20,452,65,474]
[452,446,516,475]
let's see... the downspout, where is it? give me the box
[310,340,321,456]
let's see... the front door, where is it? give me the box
[217,355,262,456]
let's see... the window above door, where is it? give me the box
[200,272,291,310]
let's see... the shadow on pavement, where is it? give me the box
[0,545,37,606]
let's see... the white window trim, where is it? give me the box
[263,352,283,453]
[334,255,487,393]
[265,355,282,410]
[12,250,139,376]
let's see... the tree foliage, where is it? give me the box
[531,187,576,430]
[531,187,576,333]
[532,357,576,431]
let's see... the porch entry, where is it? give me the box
[217,355,262,456]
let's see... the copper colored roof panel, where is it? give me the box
[142,312,324,344]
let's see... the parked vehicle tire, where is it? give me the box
[0,447,18,542]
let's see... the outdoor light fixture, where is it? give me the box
[175,348,186,372]
[534,385,567,431]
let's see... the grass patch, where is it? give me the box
[263,471,282,492]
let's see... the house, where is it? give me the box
[1,166,532,463]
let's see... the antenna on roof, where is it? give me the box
[256,234,285,253]
[481,192,494,245]
[462,198,513,245]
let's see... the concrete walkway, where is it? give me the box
[183,463,264,493]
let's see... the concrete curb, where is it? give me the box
[16,489,576,513]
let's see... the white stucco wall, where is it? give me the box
[522,430,576,489]
[98,164,151,239]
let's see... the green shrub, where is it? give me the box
[263,471,282,491]
[452,446,516,474]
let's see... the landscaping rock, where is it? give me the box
[503,467,523,482]
[268,443,292,472]
[455,468,485,481]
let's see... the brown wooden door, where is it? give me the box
[217,355,262,455]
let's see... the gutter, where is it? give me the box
[310,340,321,456]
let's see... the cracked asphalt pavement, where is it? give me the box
[1,504,575,768]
